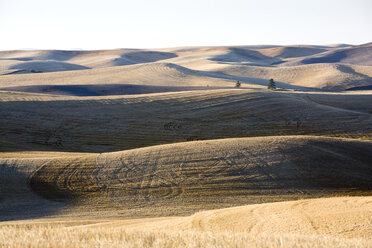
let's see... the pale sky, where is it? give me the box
[0,0,371,50]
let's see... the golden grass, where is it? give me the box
[1,136,371,220]
[1,227,370,248]
[0,62,232,88]
[209,63,372,90]
[1,197,371,248]
[1,45,371,91]
[1,45,372,247]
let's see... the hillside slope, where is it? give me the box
[127,196,372,239]
[1,196,371,248]
[1,89,371,152]
[0,62,234,88]
[209,63,372,90]
[1,136,371,219]
[1,44,371,91]
[29,136,372,198]
[255,46,327,59]
[0,49,177,74]
[282,43,372,66]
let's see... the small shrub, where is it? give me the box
[268,78,276,90]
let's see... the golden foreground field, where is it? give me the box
[0,197,371,247]
[0,44,371,247]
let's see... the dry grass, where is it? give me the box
[254,46,327,58]
[1,89,371,152]
[1,45,371,91]
[0,62,233,88]
[1,136,371,220]
[1,197,371,248]
[209,63,372,90]
[1,227,370,248]
[1,44,371,247]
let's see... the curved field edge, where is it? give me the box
[27,135,372,197]
[1,135,371,220]
[0,196,371,248]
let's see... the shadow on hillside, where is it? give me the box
[301,45,372,66]
[8,61,90,73]
[1,84,215,96]
[0,163,67,221]
[346,85,372,91]
[209,47,280,65]
[283,139,372,190]
[302,50,348,64]
[112,51,177,66]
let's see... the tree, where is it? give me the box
[268,78,276,90]
[235,80,241,88]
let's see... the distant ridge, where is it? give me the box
[1,43,372,91]
[282,42,372,66]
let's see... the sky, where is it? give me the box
[0,0,371,50]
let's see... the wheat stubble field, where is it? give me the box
[0,43,372,247]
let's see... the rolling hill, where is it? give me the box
[281,42,372,66]
[1,136,371,220]
[1,89,371,152]
[1,43,371,90]
[255,46,327,59]
[208,63,372,90]
[0,44,371,247]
